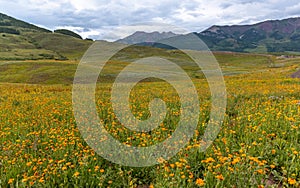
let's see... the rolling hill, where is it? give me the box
[0,13,93,60]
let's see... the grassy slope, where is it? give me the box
[28,32,93,60]
[0,32,93,60]
[0,60,77,84]
[0,12,93,60]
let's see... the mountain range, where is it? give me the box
[198,17,300,52]
[117,17,300,53]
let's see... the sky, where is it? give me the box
[1,0,300,41]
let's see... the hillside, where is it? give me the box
[0,13,51,33]
[0,13,93,60]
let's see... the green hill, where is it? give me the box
[0,13,93,60]
[0,13,51,33]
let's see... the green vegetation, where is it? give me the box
[0,47,280,84]
[0,27,20,35]
[0,31,93,60]
[28,32,92,60]
[0,60,77,84]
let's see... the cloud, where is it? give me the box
[286,2,300,15]
[1,0,300,40]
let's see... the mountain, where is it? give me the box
[0,13,93,60]
[195,17,300,53]
[116,31,179,44]
[117,17,300,53]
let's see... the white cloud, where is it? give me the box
[1,0,300,40]
[54,26,101,39]
[68,0,100,12]
[28,0,62,11]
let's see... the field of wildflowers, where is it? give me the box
[0,55,299,187]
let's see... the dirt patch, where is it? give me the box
[291,69,300,78]
[261,174,283,188]
[29,73,50,83]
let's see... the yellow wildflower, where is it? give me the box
[215,174,224,181]
[8,178,14,184]
[288,178,296,185]
[195,178,205,186]
[73,171,80,177]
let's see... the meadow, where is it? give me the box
[0,50,300,187]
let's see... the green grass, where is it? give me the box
[0,60,77,84]
[0,49,64,60]
[0,12,93,61]
[28,32,93,60]
[0,48,293,85]
[0,29,93,61]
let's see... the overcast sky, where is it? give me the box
[1,0,300,41]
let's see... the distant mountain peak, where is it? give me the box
[116,31,179,44]
[206,25,220,32]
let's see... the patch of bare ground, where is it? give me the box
[291,69,300,78]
